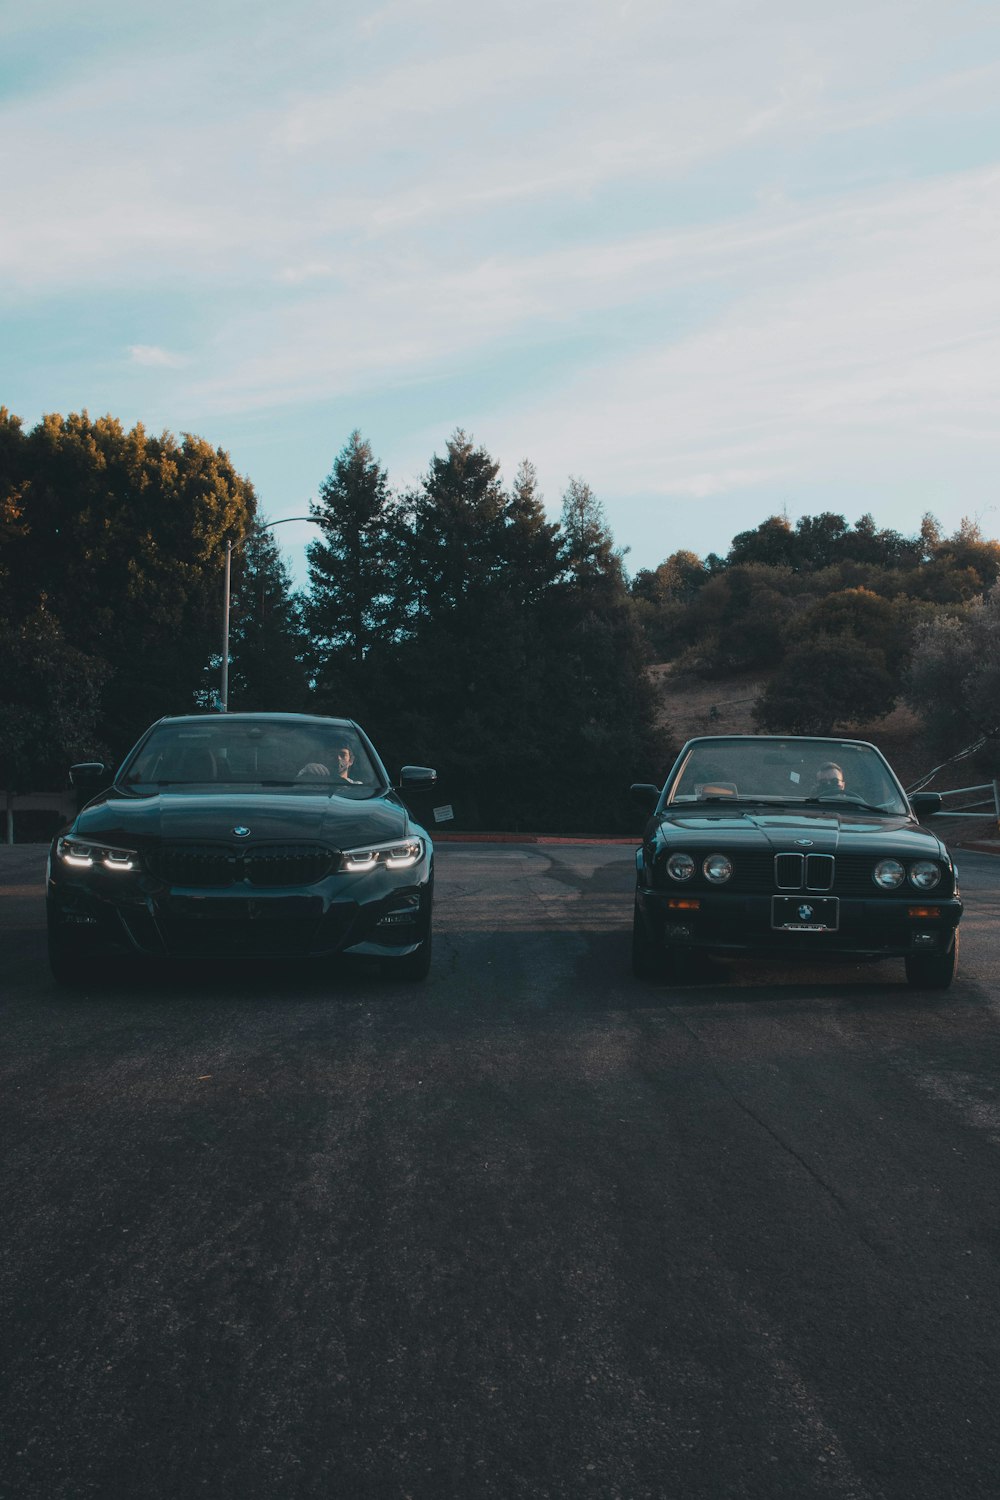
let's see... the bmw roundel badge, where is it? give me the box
[798,904,814,921]
[232,826,251,838]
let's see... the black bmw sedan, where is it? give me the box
[630,734,962,989]
[47,713,436,985]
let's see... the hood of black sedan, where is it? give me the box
[71,787,412,849]
[658,805,947,859]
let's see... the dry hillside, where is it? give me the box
[649,665,986,799]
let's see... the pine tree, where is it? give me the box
[307,431,399,667]
[224,522,309,711]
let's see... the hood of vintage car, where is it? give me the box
[72,788,412,849]
[657,806,947,858]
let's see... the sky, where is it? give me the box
[4,0,1000,588]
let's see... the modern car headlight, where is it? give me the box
[909,860,942,890]
[666,852,696,881]
[341,837,425,873]
[703,854,733,884]
[873,858,906,889]
[57,836,139,872]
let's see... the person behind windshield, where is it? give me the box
[811,761,847,797]
[296,742,363,783]
[334,744,363,784]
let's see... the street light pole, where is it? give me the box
[219,515,315,712]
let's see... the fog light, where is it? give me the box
[666,923,692,941]
[912,931,939,948]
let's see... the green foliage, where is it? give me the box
[505,459,563,604]
[631,550,706,607]
[222,522,309,712]
[0,604,109,792]
[796,588,916,675]
[754,635,897,736]
[725,511,922,575]
[307,431,400,675]
[643,513,999,771]
[727,515,799,569]
[535,579,665,832]
[903,582,1000,764]
[0,410,258,755]
[682,565,797,676]
[559,476,625,590]
[309,441,670,833]
[9,397,1000,831]
[407,430,512,612]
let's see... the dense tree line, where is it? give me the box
[0,414,666,834]
[2,405,997,839]
[0,408,260,832]
[631,510,1000,760]
[304,432,664,831]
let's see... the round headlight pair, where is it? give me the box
[873,859,941,890]
[666,852,733,884]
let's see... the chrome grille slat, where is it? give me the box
[775,853,803,890]
[805,854,835,891]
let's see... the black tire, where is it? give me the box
[383,928,432,982]
[632,901,661,980]
[905,931,958,991]
[47,926,95,990]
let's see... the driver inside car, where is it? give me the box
[810,761,847,797]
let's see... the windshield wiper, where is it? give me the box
[694,795,785,805]
[800,797,888,813]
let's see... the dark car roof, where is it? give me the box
[149,712,358,730]
[678,733,881,750]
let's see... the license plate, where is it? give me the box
[169,896,320,922]
[772,896,839,931]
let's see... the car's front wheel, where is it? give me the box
[632,900,662,980]
[47,925,96,990]
[905,931,958,991]
[382,929,432,982]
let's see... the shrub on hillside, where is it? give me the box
[754,636,897,736]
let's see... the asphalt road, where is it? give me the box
[2,841,1000,1500]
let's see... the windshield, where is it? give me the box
[121,721,383,795]
[666,738,909,815]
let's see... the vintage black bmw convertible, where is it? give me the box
[47,713,436,985]
[630,734,962,989]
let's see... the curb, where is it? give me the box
[433,832,634,846]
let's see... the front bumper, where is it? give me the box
[635,886,962,961]
[47,857,433,963]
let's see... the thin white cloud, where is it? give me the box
[127,344,187,368]
[4,0,1000,569]
[11,0,996,295]
[275,262,337,285]
[168,164,1000,422]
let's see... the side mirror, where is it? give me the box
[399,766,437,789]
[69,762,107,787]
[910,792,943,819]
[630,783,661,812]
